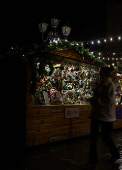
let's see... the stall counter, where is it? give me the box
[26,104,122,147]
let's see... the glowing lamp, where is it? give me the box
[51,18,60,28]
[62,26,71,40]
[39,22,48,33]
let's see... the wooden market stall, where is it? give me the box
[25,44,122,147]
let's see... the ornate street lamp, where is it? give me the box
[50,18,60,43]
[38,18,71,43]
[39,22,48,41]
[51,18,60,28]
[62,26,71,41]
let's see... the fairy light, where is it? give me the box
[118,36,121,40]
[97,40,101,44]
[78,34,122,45]
[110,37,113,41]
[75,35,122,62]
[82,50,122,62]
[91,41,94,44]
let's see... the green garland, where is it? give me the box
[20,41,106,66]
[47,41,105,66]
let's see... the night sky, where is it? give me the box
[1,0,106,48]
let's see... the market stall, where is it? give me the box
[115,71,122,105]
[113,69,122,129]
[25,42,122,147]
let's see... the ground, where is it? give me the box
[6,129,122,170]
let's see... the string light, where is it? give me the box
[76,34,122,65]
[78,34,122,45]
[110,37,113,41]
[91,41,94,44]
[97,40,101,44]
[89,51,122,56]
[118,36,121,40]
[89,51,122,63]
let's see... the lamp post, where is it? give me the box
[51,18,60,28]
[39,18,71,43]
[50,18,60,43]
[62,26,71,41]
[39,22,48,41]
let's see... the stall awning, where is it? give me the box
[52,50,84,62]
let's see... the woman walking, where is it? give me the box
[85,65,120,170]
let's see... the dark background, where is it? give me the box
[1,0,106,48]
[1,1,106,155]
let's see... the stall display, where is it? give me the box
[115,73,122,104]
[31,59,100,105]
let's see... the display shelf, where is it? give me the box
[32,61,99,106]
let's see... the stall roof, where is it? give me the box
[52,50,85,62]
[51,49,106,67]
[24,43,105,66]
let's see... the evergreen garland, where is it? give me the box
[20,40,106,66]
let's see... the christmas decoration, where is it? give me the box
[20,41,106,66]
[31,59,100,105]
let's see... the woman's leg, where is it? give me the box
[101,121,120,160]
[89,119,101,164]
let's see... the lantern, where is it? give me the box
[62,26,71,40]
